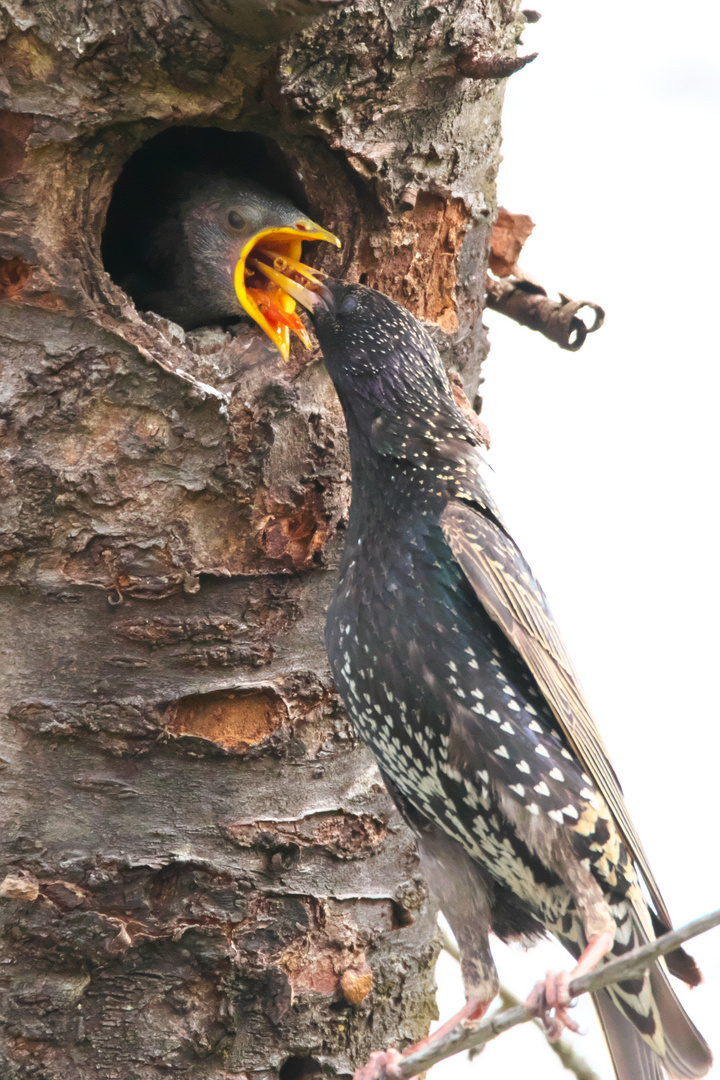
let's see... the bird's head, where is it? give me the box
[176,175,340,358]
[258,275,453,430]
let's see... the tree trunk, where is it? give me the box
[0,1,521,1076]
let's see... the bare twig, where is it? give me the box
[439,924,604,1080]
[396,908,720,1079]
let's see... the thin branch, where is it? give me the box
[439,925,604,1080]
[397,908,720,1079]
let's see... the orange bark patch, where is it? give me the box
[363,194,470,331]
[0,256,32,298]
[488,207,535,277]
[340,961,373,1005]
[165,689,287,752]
[257,487,331,571]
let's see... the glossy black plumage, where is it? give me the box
[309,281,711,1080]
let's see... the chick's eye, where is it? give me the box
[228,210,246,231]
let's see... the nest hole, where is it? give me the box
[101,127,312,330]
[278,1056,323,1080]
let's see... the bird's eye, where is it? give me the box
[227,211,246,231]
[340,293,359,314]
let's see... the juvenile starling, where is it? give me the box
[257,266,712,1080]
[108,173,339,358]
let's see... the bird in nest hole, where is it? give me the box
[247,261,711,1080]
[113,172,340,359]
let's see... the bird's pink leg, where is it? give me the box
[572,930,615,977]
[352,997,491,1080]
[406,996,491,1053]
[527,931,614,1041]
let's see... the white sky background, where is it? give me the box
[431,1,720,1077]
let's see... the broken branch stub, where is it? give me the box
[486,207,605,351]
[455,49,538,81]
[485,275,605,352]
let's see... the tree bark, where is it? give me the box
[0,1,523,1076]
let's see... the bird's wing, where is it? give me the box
[440,499,672,928]
[370,409,507,524]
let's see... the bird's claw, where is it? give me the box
[526,970,582,1042]
[352,1048,404,1080]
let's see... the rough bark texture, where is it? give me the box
[0,1,524,1076]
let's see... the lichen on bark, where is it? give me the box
[0,0,524,1075]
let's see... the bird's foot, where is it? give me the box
[526,970,580,1041]
[526,930,614,1041]
[352,1048,404,1080]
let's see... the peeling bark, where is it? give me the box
[0,0,525,1075]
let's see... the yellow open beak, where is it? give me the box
[233,222,341,360]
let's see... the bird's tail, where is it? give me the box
[593,970,711,1080]
[563,902,712,1080]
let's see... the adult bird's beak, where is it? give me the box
[234,219,340,359]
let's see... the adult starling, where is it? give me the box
[109,173,339,359]
[255,265,712,1080]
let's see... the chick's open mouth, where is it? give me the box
[234,223,340,359]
